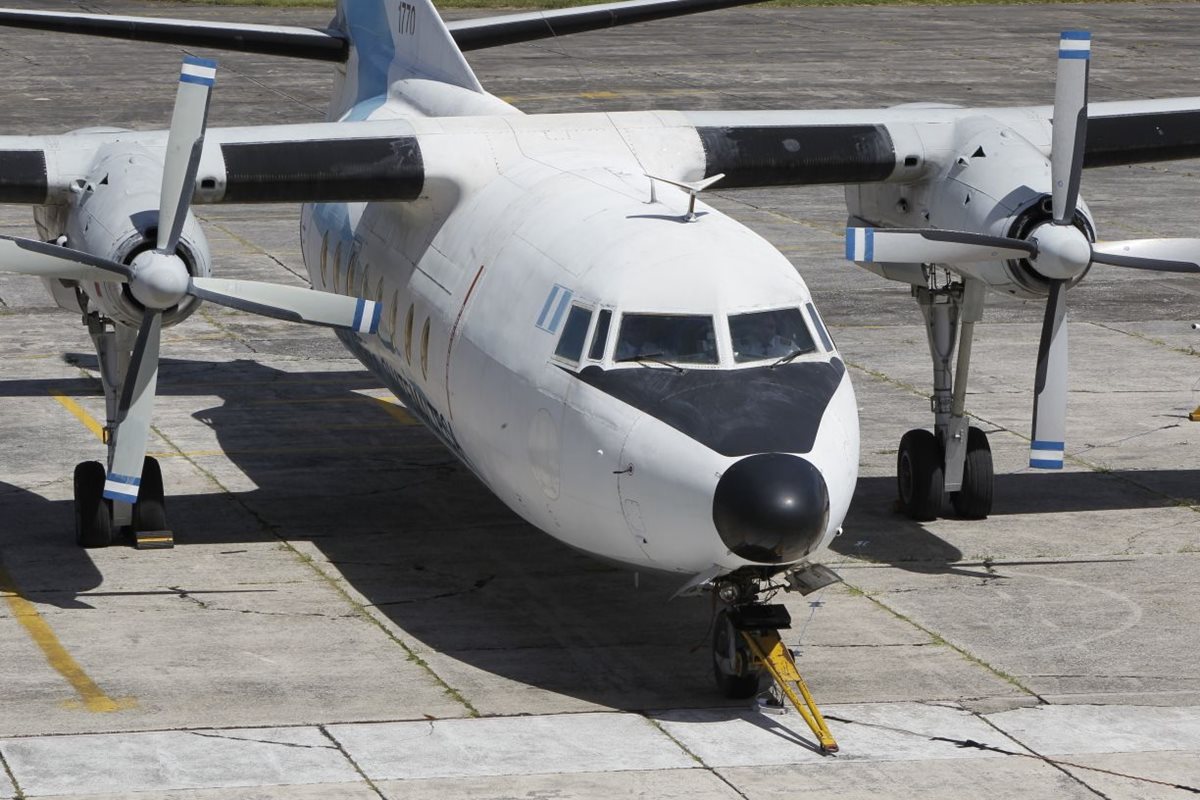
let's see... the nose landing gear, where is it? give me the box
[710,569,840,754]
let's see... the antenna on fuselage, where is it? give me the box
[644,173,725,222]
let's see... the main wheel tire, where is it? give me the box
[897,429,944,522]
[73,461,112,548]
[951,426,994,519]
[712,608,763,699]
[132,456,167,532]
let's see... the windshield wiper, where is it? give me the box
[769,347,811,369]
[616,353,685,373]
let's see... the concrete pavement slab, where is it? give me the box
[327,713,694,780]
[717,758,1099,800]
[654,703,1016,767]
[34,786,381,800]
[0,727,361,796]
[1054,751,1200,799]
[376,768,743,800]
[989,705,1200,756]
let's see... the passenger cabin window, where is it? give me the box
[615,313,718,366]
[404,304,415,363]
[554,305,592,364]
[729,307,817,364]
[588,309,612,361]
[420,318,431,379]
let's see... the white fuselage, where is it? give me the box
[298,89,859,578]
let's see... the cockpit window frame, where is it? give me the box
[612,311,722,368]
[727,305,821,366]
[551,301,595,367]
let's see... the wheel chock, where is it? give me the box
[1189,406,1200,422]
[733,604,838,753]
[134,530,174,549]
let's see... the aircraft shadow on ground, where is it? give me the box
[1,357,1196,712]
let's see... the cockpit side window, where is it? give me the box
[805,302,835,352]
[615,313,718,365]
[729,307,817,364]
[588,309,612,361]
[554,304,593,364]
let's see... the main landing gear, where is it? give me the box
[896,279,994,522]
[72,314,173,550]
[710,567,840,753]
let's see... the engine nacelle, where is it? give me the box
[34,141,213,328]
[847,116,1095,299]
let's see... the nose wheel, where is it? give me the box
[712,602,838,753]
[72,456,171,549]
[896,425,992,521]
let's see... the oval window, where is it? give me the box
[388,290,399,347]
[332,241,343,294]
[420,318,431,379]
[319,234,330,288]
[404,304,415,363]
[347,252,359,296]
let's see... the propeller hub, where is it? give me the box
[129,250,191,310]
[1030,222,1092,281]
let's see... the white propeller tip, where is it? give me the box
[845,227,874,262]
[1029,440,1065,470]
[1059,30,1091,60]
[180,55,218,87]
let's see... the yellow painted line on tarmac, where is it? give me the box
[49,389,105,442]
[0,565,135,713]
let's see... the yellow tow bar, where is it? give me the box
[741,628,838,753]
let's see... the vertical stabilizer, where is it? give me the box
[332,0,483,120]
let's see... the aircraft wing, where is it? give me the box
[671,97,1200,188]
[3,97,1198,207]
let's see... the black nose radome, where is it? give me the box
[713,453,830,564]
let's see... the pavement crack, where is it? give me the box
[644,717,752,800]
[318,725,387,800]
[187,730,336,751]
[0,744,24,800]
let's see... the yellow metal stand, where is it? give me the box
[741,629,838,753]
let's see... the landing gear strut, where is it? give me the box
[70,314,173,549]
[710,568,840,753]
[897,277,994,521]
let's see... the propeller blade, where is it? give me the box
[1029,280,1069,470]
[1091,239,1200,273]
[1050,31,1090,224]
[0,235,130,281]
[846,227,1036,264]
[103,311,162,504]
[157,56,216,253]
[189,277,382,334]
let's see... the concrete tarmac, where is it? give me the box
[0,1,1198,798]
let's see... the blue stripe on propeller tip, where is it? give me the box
[1030,458,1064,470]
[180,74,216,86]
[864,228,874,262]
[1031,440,1065,451]
[845,230,854,261]
[352,298,365,331]
[1058,50,1090,60]
[1060,30,1091,40]
[369,302,382,334]
[184,56,219,69]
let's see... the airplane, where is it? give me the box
[1,0,1199,751]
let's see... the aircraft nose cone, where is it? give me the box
[713,453,830,564]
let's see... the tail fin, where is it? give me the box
[331,0,482,120]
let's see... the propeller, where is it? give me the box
[847,31,1200,471]
[0,57,380,504]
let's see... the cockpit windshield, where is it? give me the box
[615,313,718,366]
[729,307,817,364]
